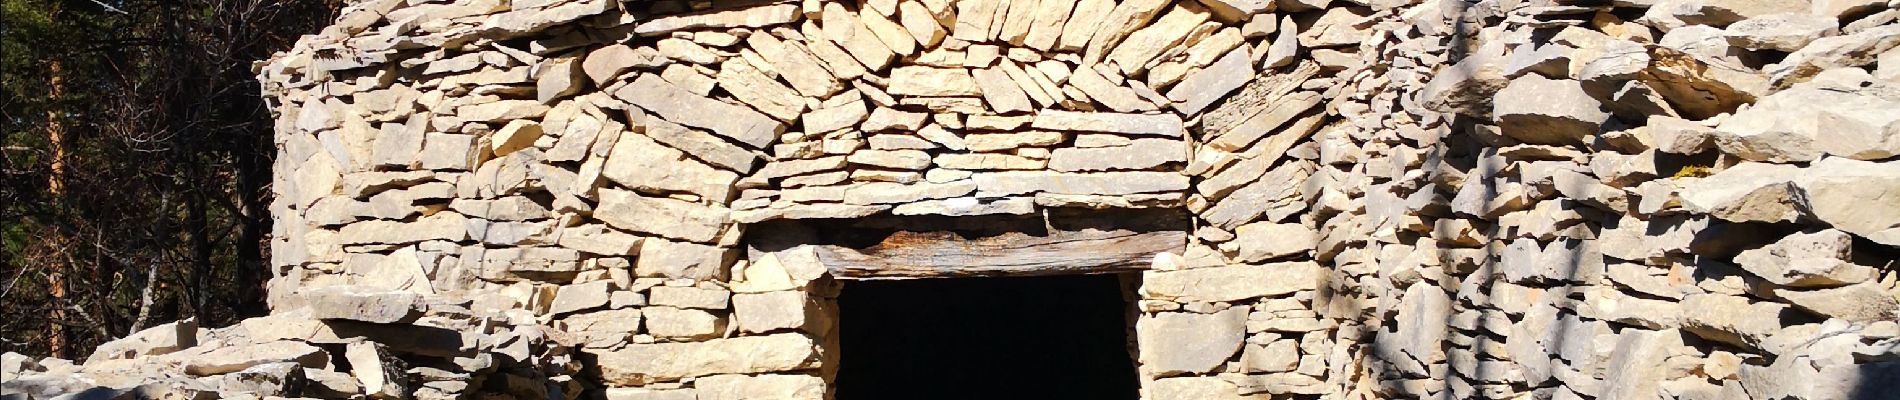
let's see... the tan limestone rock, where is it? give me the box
[651,286,732,309]
[595,189,732,244]
[1167,46,1253,115]
[857,2,917,57]
[642,117,759,173]
[887,66,981,96]
[1493,74,1611,145]
[184,341,328,376]
[536,55,584,103]
[1140,262,1320,302]
[973,171,1188,196]
[635,238,733,280]
[821,2,897,71]
[616,74,781,148]
[972,66,1033,113]
[1137,307,1247,375]
[1682,158,1900,245]
[602,131,739,202]
[1056,0,1117,51]
[1030,110,1183,137]
[593,333,818,385]
[548,280,612,315]
[1148,377,1268,400]
[1069,64,1159,112]
[746,33,845,98]
[1082,0,1172,65]
[1733,229,1877,287]
[951,0,1001,41]
[696,374,824,400]
[1021,0,1074,50]
[1713,82,1900,162]
[1047,138,1186,172]
[643,306,727,340]
[897,1,947,48]
[343,341,407,398]
[842,181,978,204]
[1225,222,1315,263]
[86,319,198,363]
[733,291,815,334]
[337,212,470,245]
[963,131,1065,152]
[847,149,933,170]
[634,4,801,35]
[932,153,1048,170]
[489,119,543,158]
[560,308,642,348]
[715,58,809,122]
[1105,2,1210,75]
[1776,282,1899,323]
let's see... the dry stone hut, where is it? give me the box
[7,0,1900,399]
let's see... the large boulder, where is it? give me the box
[302,287,424,324]
[1136,307,1247,375]
[1492,74,1611,145]
[182,340,329,376]
[1680,294,1796,351]
[86,319,198,364]
[1713,81,1900,162]
[1732,229,1877,288]
[1724,12,1839,51]
[1767,24,1900,89]
[1774,282,1899,322]
[1421,42,1509,117]
[1681,158,1900,246]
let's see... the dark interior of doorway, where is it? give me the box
[834,274,1140,400]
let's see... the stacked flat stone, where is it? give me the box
[248,0,1334,397]
[8,0,1900,399]
[1,296,577,400]
[1328,0,1900,399]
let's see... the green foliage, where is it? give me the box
[0,0,338,358]
[1673,165,1715,178]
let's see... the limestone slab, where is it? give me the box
[593,333,817,385]
[1030,110,1184,137]
[615,74,781,149]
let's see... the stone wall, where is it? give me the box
[6,0,1900,399]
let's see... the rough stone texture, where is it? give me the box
[1226,222,1315,263]
[25,1,1898,400]
[1047,138,1188,172]
[183,341,328,376]
[1713,82,1900,162]
[1493,74,1611,145]
[1682,157,1900,245]
[1137,307,1247,375]
[1733,229,1877,287]
[593,333,817,385]
[695,374,824,400]
[616,74,781,149]
[1140,262,1320,303]
[86,319,197,362]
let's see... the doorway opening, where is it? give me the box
[833,274,1141,400]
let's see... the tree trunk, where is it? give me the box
[45,59,69,359]
[233,139,270,318]
[188,179,211,321]
[47,60,66,197]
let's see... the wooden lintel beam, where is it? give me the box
[817,229,1187,280]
